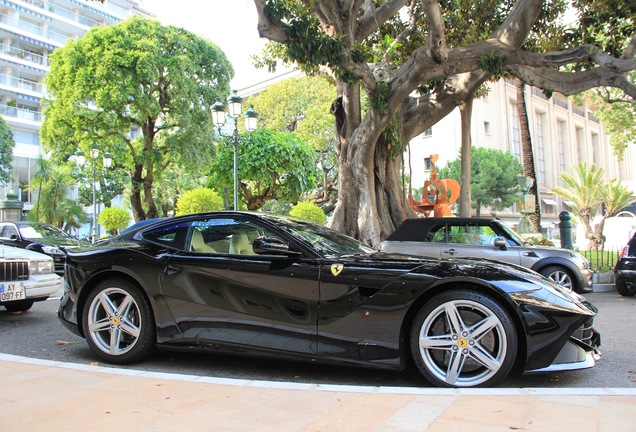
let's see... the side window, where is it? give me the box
[187,217,283,255]
[477,226,498,245]
[1,225,18,238]
[427,225,447,243]
[448,224,482,245]
[143,221,191,250]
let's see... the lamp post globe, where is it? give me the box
[211,91,258,211]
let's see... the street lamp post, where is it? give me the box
[76,144,113,243]
[211,90,258,211]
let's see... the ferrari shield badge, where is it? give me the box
[331,264,344,276]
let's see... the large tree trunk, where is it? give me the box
[459,99,473,217]
[328,84,406,247]
[516,80,541,233]
[130,163,146,222]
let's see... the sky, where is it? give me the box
[143,0,288,91]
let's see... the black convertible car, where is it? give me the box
[58,212,601,388]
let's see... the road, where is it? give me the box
[1,291,634,389]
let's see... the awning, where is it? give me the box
[18,35,56,51]
[18,93,40,103]
[542,198,558,206]
[67,0,120,21]
[2,0,52,21]
[563,200,575,207]
[0,58,47,73]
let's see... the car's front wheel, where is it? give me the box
[82,279,156,364]
[410,289,517,388]
[540,266,574,290]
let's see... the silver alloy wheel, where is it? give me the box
[86,287,142,356]
[547,270,573,290]
[416,299,508,387]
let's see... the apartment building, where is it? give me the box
[408,78,636,238]
[0,0,150,210]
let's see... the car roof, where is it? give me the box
[385,218,497,242]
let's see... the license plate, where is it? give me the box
[0,282,25,302]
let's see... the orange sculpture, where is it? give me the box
[408,154,460,217]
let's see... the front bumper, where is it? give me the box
[526,319,601,373]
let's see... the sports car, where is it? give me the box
[58,212,600,388]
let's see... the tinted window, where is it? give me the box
[143,221,191,250]
[185,217,282,255]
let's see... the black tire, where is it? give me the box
[615,280,636,297]
[3,300,34,312]
[410,289,517,388]
[82,278,157,364]
[540,266,575,291]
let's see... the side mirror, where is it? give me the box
[494,237,508,251]
[252,236,302,257]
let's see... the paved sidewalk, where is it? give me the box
[2,354,635,432]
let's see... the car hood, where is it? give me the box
[26,237,86,248]
[0,245,51,260]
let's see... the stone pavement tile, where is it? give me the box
[299,393,408,432]
[598,396,636,432]
[432,395,536,429]
[375,395,458,431]
[525,397,600,431]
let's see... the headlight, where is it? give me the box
[41,245,65,256]
[570,252,590,269]
[31,258,54,275]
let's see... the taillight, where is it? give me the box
[620,245,630,258]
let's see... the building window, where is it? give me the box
[424,157,432,170]
[509,102,521,160]
[535,112,546,184]
[557,120,566,182]
[592,133,600,164]
[13,129,40,146]
[422,128,433,137]
[484,121,491,135]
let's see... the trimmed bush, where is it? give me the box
[289,201,326,225]
[98,206,130,234]
[176,188,224,216]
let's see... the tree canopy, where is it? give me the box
[253,0,636,245]
[41,15,233,222]
[438,147,524,217]
[209,129,318,210]
[0,116,14,187]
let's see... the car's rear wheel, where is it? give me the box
[410,289,517,388]
[82,279,156,364]
[540,266,575,291]
[616,279,636,297]
[3,300,34,312]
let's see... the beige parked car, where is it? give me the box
[0,245,63,312]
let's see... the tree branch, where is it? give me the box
[357,0,408,40]
[423,0,447,63]
[254,0,287,42]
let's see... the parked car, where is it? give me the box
[614,233,636,297]
[58,211,600,388]
[379,218,593,293]
[0,222,88,275]
[0,245,63,312]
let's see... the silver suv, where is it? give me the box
[380,218,593,293]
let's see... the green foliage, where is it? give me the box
[478,53,506,78]
[0,116,13,186]
[209,129,318,210]
[289,201,327,225]
[41,15,232,218]
[27,163,77,227]
[438,147,523,211]
[98,207,130,234]
[175,188,224,216]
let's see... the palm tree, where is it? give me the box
[28,155,52,221]
[551,164,636,250]
[30,164,77,227]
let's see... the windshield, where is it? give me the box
[19,224,73,240]
[275,218,374,257]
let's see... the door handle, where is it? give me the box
[443,249,457,256]
[164,265,180,275]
